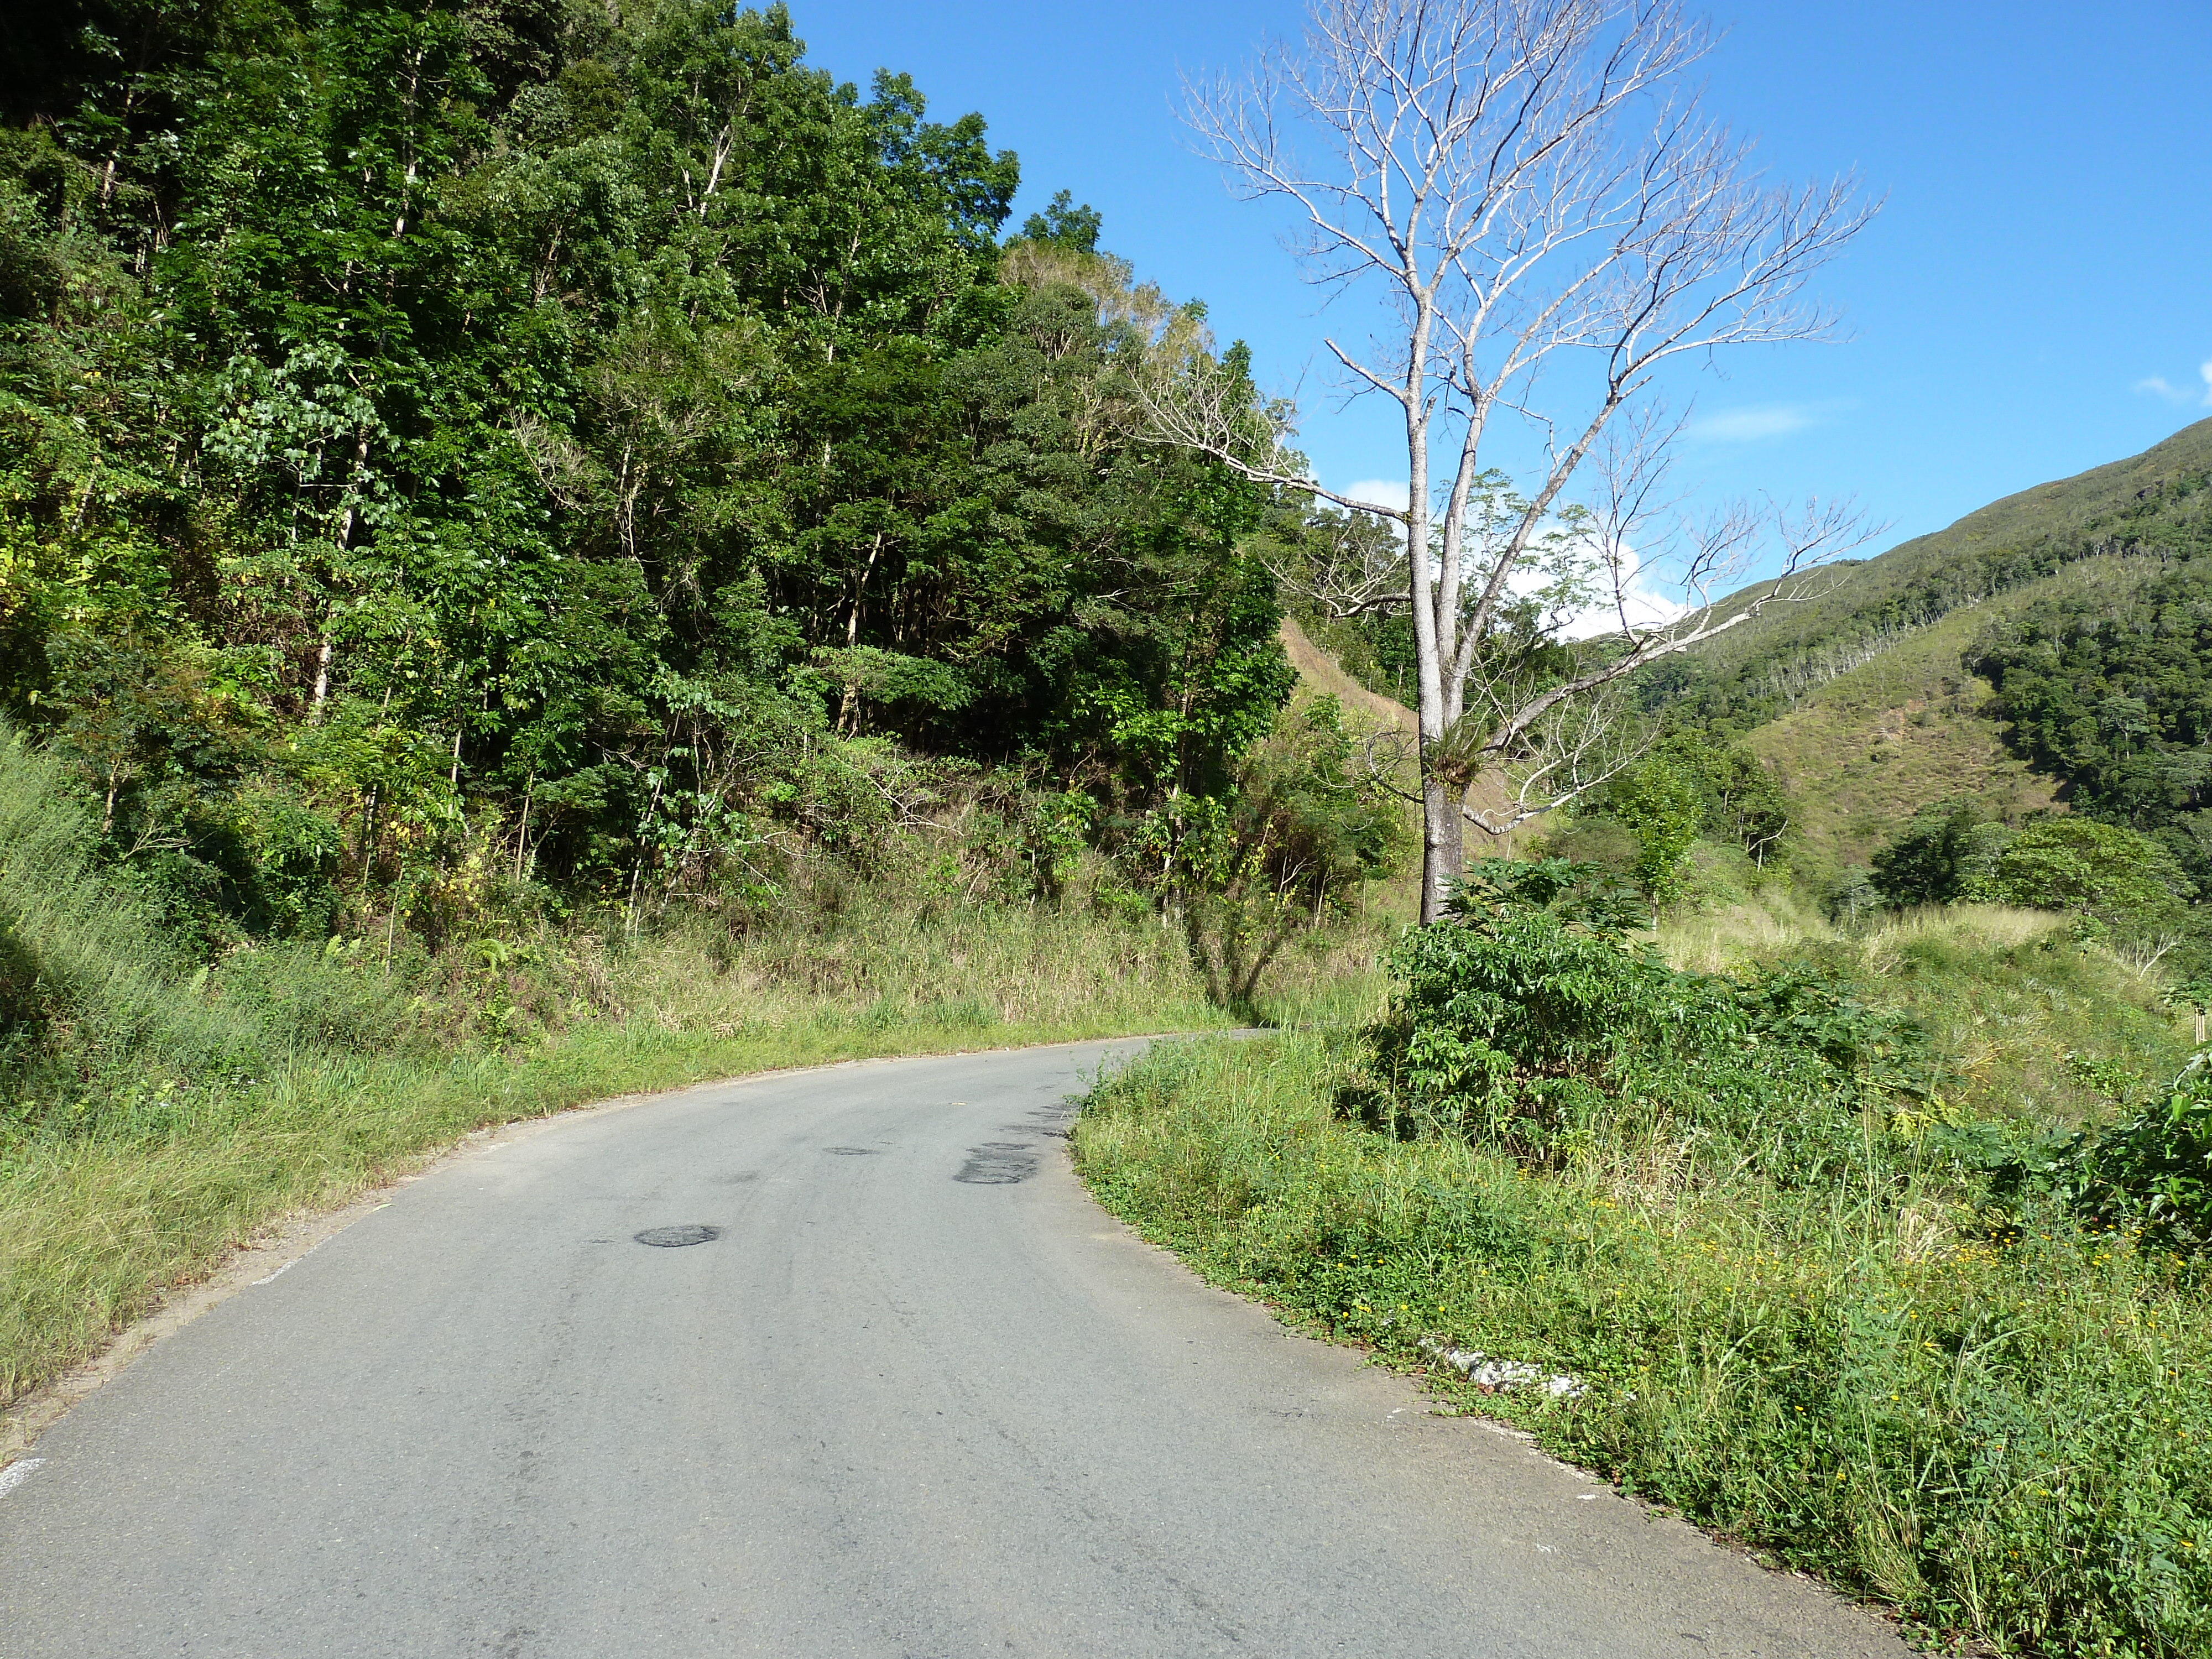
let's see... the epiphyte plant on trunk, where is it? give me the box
[1145,0,1879,921]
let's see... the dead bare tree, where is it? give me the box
[1148,0,1877,920]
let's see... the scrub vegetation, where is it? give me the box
[0,721,1271,1402]
[1079,899,2210,1657]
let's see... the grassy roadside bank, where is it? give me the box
[1077,1029,2212,1658]
[6,715,1401,1415]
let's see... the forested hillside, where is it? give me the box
[0,2,1408,1415]
[1498,418,2212,916]
[1644,416,2212,734]
[0,0,1345,962]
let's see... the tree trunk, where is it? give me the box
[1421,775,1463,924]
[835,532,884,735]
[309,431,373,722]
[513,775,534,883]
[309,632,336,714]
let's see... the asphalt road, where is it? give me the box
[1,1040,1906,1657]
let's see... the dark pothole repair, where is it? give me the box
[958,1097,1082,1184]
[634,1225,722,1248]
[956,1141,1040,1185]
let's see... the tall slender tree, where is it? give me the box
[1146,0,1875,920]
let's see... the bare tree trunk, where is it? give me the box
[309,633,336,713]
[1422,777,1464,921]
[514,775,534,883]
[310,430,373,721]
[836,533,884,735]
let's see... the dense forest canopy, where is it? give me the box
[1968,494,2212,875]
[0,0,1348,950]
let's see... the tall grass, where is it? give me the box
[1657,895,2183,1128]
[1078,1033,2212,1657]
[0,736,267,1089]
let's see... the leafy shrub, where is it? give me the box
[1363,859,1927,1178]
[1078,1033,2212,1659]
[2052,1066,2212,1251]
[1595,754,1703,899]
[1870,800,1984,906]
[1871,806,2194,951]
[1970,816,2195,938]
[1165,697,1411,1011]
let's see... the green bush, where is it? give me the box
[1871,808,2195,950]
[1970,817,2195,938]
[1364,860,1925,1181]
[1596,754,1703,899]
[2053,1067,2212,1251]
[1870,800,1984,907]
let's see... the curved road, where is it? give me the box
[2,1041,1903,1657]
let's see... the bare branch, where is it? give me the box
[1261,507,1410,619]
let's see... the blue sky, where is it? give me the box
[791,1,2211,557]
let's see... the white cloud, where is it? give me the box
[2130,362,2212,407]
[1339,478,1410,514]
[2135,374,2193,404]
[1552,540,1694,641]
[1686,404,1818,444]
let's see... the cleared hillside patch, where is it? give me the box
[1738,564,2168,874]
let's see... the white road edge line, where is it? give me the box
[254,1234,331,1286]
[0,1457,45,1498]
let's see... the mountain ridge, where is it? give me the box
[1655,415,2212,733]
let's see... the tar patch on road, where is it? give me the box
[957,1095,1083,1185]
[955,1142,1039,1184]
[634,1225,722,1248]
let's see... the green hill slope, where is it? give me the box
[1737,563,2123,875]
[1637,420,2212,877]
[1653,416,2212,733]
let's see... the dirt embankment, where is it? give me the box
[1276,617,1530,860]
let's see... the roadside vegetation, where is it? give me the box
[1080,878,2210,1657]
[1090,420,2212,1656]
[2,717,1409,1404]
[10,6,2212,1656]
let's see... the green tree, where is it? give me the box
[1171,697,1408,1011]
[0,0,1314,955]
[1601,755,1703,902]
[1019,189,1102,253]
[1968,816,2194,940]
[1870,801,1984,908]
